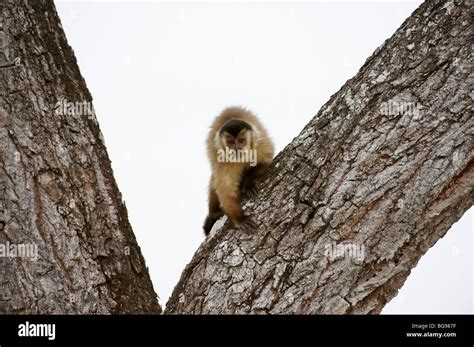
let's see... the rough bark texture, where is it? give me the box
[166,0,473,314]
[0,0,161,313]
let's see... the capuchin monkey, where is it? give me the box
[203,106,274,236]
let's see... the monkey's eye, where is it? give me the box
[228,140,235,145]
[238,138,245,144]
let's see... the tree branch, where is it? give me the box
[0,0,160,314]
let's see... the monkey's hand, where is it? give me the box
[233,215,257,234]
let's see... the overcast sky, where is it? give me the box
[56,0,473,313]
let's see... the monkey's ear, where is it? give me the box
[249,123,260,143]
[214,131,227,150]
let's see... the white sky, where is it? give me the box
[56,0,473,313]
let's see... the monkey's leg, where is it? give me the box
[203,187,224,236]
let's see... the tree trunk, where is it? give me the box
[165,0,473,314]
[0,0,161,314]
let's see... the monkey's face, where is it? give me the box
[217,119,254,153]
[223,130,250,151]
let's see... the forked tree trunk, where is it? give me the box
[0,0,161,313]
[165,0,473,314]
[1,0,472,315]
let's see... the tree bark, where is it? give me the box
[165,0,473,314]
[0,0,161,313]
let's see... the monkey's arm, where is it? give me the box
[215,171,256,233]
[218,193,256,232]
